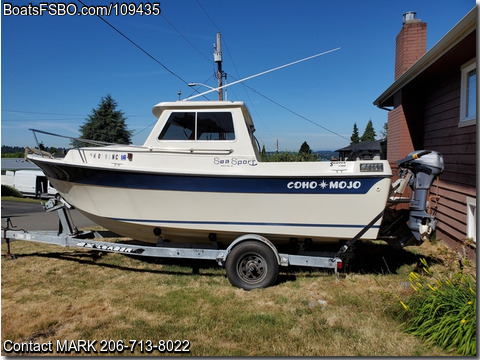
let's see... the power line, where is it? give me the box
[238,80,349,141]
[2,109,151,118]
[2,118,84,122]
[161,13,211,63]
[76,0,189,86]
[195,0,220,31]
[134,120,158,137]
[2,109,85,116]
[253,90,350,141]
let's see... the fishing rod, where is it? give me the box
[184,47,340,101]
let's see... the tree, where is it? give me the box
[261,141,318,162]
[350,123,360,144]
[261,145,267,161]
[298,141,318,161]
[79,94,132,145]
[299,141,312,155]
[380,122,388,139]
[360,119,376,142]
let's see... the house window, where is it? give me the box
[459,60,476,127]
[466,197,476,243]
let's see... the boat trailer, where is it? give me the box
[2,150,443,290]
[2,198,347,290]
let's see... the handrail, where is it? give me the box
[29,128,116,148]
[29,128,121,162]
[29,128,120,163]
[147,147,234,155]
[28,129,234,158]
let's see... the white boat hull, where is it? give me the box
[36,159,391,246]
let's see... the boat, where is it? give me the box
[25,100,443,250]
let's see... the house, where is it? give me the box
[335,138,387,161]
[374,9,476,253]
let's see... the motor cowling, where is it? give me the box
[397,150,444,244]
[379,150,444,247]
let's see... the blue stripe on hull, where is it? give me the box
[35,161,386,195]
[112,218,380,230]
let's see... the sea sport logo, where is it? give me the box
[214,157,258,167]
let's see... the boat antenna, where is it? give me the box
[184,47,340,101]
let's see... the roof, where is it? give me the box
[374,7,476,108]
[335,139,385,152]
[151,100,255,130]
[2,158,40,171]
[152,101,246,118]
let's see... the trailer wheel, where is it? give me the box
[225,241,278,290]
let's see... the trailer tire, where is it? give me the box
[225,241,278,290]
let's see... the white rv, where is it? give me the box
[5,170,56,197]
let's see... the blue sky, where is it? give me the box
[1,0,475,151]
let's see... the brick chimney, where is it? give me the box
[387,12,427,176]
[394,12,427,80]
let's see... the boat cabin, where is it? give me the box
[145,101,261,160]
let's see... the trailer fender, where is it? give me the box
[216,234,287,266]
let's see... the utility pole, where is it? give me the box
[214,32,223,101]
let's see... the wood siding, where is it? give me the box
[407,63,476,244]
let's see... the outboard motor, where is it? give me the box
[380,150,444,247]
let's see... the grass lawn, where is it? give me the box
[1,196,40,203]
[1,234,474,356]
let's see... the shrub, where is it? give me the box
[1,184,23,198]
[397,258,476,356]
[262,151,319,162]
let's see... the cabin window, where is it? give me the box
[158,112,234,141]
[159,112,195,140]
[459,60,476,127]
[197,112,235,140]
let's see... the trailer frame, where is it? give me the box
[2,198,349,289]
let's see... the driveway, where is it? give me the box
[1,200,97,231]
